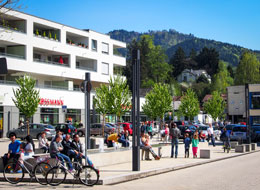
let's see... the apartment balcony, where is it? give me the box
[33,23,60,42]
[0,44,26,59]
[66,32,89,49]
[33,47,70,67]
[0,14,26,33]
[76,56,97,72]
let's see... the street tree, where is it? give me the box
[234,52,260,85]
[108,75,131,132]
[169,47,187,79]
[203,91,226,121]
[12,75,40,135]
[93,84,110,136]
[178,88,200,121]
[142,83,172,128]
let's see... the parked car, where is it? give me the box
[230,125,247,141]
[224,124,236,134]
[6,123,56,140]
[178,125,188,139]
[54,123,77,136]
[77,123,116,137]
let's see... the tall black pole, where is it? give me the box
[245,83,251,144]
[132,49,140,171]
[85,73,91,150]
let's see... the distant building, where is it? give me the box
[177,69,211,83]
[227,84,260,125]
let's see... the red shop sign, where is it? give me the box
[39,98,64,106]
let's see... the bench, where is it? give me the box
[235,145,245,153]
[244,144,251,152]
[251,143,257,151]
[230,142,238,149]
[200,149,210,159]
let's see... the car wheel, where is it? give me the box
[78,131,84,137]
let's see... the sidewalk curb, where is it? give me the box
[102,149,260,185]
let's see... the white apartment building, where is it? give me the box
[0,9,126,137]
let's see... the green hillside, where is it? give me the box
[108,29,260,66]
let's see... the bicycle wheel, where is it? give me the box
[3,162,24,184]
[45,166,67,186]
[79,166,99,186]
[34,162,51,185]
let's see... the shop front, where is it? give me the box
[40,108,59,125]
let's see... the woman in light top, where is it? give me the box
[38,131,49,153]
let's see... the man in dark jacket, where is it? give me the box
[170,122,181,158]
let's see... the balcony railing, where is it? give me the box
[0,52,25,59]
[76,65,97,72]
[0,80,81,92]
[34,58,70,67]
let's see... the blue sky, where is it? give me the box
[20,0,260,50]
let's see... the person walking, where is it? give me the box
[184,133,191,158]
[192,132,199,158]
[169,122,181,158]
[207,123,216,147]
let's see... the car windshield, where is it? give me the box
[233,127,247,132]
[46,125,54,129]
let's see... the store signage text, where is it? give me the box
[39,98,64,106]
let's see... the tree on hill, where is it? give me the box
[169,47,187,78]
[234,52,260,85]
[125,35,172,89]
[196,47,219,76]
[211,61,234,93]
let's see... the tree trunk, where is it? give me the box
[26,118,30,136]
[102,114,106,137]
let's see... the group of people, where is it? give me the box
[105,130,130,148]
[2,131,95,173]
[140,121,155,139]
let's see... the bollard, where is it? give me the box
[158,147,162,157]
[99,138,105,152]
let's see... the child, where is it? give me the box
[192,133,199,158]
[184,133,191,158]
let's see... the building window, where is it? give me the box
[40,108,59,125]
[251,93,260,109]
[102,62,109,75]
[102,42,109,54]
[66,109,81,126]
[92,39,97,51]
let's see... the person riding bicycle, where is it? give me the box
[50,134,75,173]
[71,134,95,169]
[221,128,231,151]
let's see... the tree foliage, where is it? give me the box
[203,91,226,121]
[234,52,260,85]
[12,75,40,135]
[125,35,172,89]
[142,83,172,120]
[211,61,234,93]
[178,88,200,121]
[108,75,131,122]
[93,84,110,136]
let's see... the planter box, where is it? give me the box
[235,145,245,153]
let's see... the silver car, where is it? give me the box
[6,123,56,140]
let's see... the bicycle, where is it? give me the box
[3,154,52,185]
[45,155,99,186]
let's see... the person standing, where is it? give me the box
[164,124,169,143]
[169,122,181,158]
[207,123,216,147]
[192,132,199,158]
[184,133,191,158]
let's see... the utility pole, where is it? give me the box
[132,49,140,171]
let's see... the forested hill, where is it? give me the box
[108,29,260,67]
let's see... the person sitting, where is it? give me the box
[38,131,49,153]
[50,134,75,173]
[118,131,130,147]
[2,134,21,167]
[71,134,96,169]
[140,133,160,160]
[107,132,119,148]
[19,135,35,165]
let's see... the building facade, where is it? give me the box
[227,84,260,125]
[0,9,126,137]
